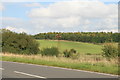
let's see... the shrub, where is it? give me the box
[102,43,118,59]
[70,52,80,59]
[2,29,40,54]
[63,49,79,59]
[41,47,59,56]
[63,50,70,58]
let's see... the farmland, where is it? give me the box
[2,40,119,75]
[37,40,103,55]
[1,29,119,75]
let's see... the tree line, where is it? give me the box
[33,32,119,43]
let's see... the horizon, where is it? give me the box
[1,28,118,36]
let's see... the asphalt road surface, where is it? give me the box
[1,61,118,79]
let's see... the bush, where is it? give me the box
[85,53,92,55]
[70,52,80,59]
[63,49,79,59]
[2,29,40,54]
[63,50,70,58]
[102,43,118,59]
[41,47,59,56]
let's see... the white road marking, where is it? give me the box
[14,71,46,79]
[3,61,118,77]
[0,68,4,70]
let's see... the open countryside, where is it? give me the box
[1,1,119,80]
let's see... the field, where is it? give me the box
[37,40,103,54]
[2,40,119,75]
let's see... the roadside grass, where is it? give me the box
[2,53,118,75]
[37,40,103,54]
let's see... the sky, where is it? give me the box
[0,0,119,34]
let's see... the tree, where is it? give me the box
[2,29,40,54]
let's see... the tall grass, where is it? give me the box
[2,53,119,75]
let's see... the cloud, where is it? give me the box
[0,3,4,11]
[0,17,21,21]
[6,26,27,33]
[27,1,118,33]
[99,29,118,33]
[0,17,23,27]
[1,17,31,33]
[28,1,117,18]
[24,3,43,7]
[1,1,118,34]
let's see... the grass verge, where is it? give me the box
[2,53,119,75]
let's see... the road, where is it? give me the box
[1,61,119,80]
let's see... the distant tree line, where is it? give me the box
[1,29,39,54]
[33,32,119,43]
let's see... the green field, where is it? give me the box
[2,40,118,75]
[37,40,103,54]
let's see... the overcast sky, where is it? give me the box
[0,0,119,34]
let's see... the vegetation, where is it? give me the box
[34,32,119,43]
[2,53,119,75]
[63,49,80,59]
[1,29,119,75]
[37,40,102,54]
[102,43,119,60]
[41,47,60,56]
[1,29,40,54]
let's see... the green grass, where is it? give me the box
[2,55,118,75]
[37,40,103,54]
[1,40,118,75]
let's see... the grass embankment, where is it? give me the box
[37,40,102,54]
[2,53,118,75]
